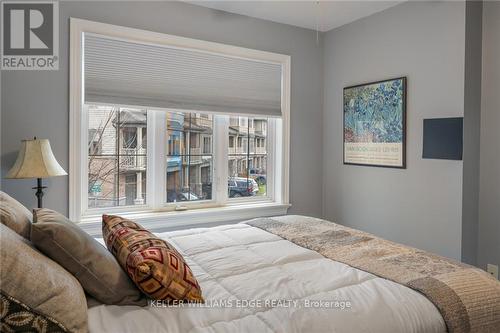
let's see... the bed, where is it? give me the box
[90,222,447,333]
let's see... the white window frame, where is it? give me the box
[69,18,290,232]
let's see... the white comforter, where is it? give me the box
[89,224,446,333]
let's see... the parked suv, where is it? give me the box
[228,177,258,198]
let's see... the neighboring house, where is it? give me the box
[228,117,267,177]
[87,105,147,207]
[166,112,213,199]
[88,105,267,207]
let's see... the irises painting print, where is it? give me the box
[343,77,406,168]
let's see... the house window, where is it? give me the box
[203,137,212,154]
[70,19,290,224]
[122,127,137,148]
[88,128,103,155]
[125,172,146,206]
[239,117,248,128]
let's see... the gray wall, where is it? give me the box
[1,1,324,218]
[1,0,496,267]
[461,0,483,266]
[322,1,466,260]
[478,1,500,269]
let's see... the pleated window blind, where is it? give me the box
[84,34,283,117]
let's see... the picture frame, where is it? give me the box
[343,77,407,168]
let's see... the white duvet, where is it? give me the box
[89,224,446,333]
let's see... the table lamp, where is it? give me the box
[6,138,67,208]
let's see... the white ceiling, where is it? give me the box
[188,1,404,32]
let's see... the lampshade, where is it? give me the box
[6,139,67,179]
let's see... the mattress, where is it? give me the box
[89,223,446,333]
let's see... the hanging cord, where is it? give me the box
[315,1,321,45]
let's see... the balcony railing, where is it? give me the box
[191,116,213,129]
[255,147,266,154]
[120,148,146,170]
[228,146,266,155]
[230,125,255,135]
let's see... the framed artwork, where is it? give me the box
[343,77,406,168]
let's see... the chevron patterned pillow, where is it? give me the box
[102,215,203,302]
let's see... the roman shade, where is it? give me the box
[84,34,283,117]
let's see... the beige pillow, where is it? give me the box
[31,209,147,306]
[0,224,87,333]
[0,191,32,239]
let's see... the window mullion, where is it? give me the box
[214,116,229,205]
[268,118,279,203]
[80,105,90,219]
[149,111,166,209]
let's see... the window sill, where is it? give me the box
[77,202,291,237]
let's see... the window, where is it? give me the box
[239,117,248,127]
[87,106,147,208]
[228,117,268,198]
[121,126,147,149]
[85,108,272,209]
[122,128,137,148]
[88,129,102,155]
[167,113,213,203]
[203,137,212,154]
[70,19,290,225]
[189,132,199,148]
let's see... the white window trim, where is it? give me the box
[69,18,291,227]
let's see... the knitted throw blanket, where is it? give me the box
[245,215,500,333]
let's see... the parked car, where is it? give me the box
[228,177,258,197]
[167,190,200,202]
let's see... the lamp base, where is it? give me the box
[32,178,47,209]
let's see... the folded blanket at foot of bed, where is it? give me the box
[244,215,500,333]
